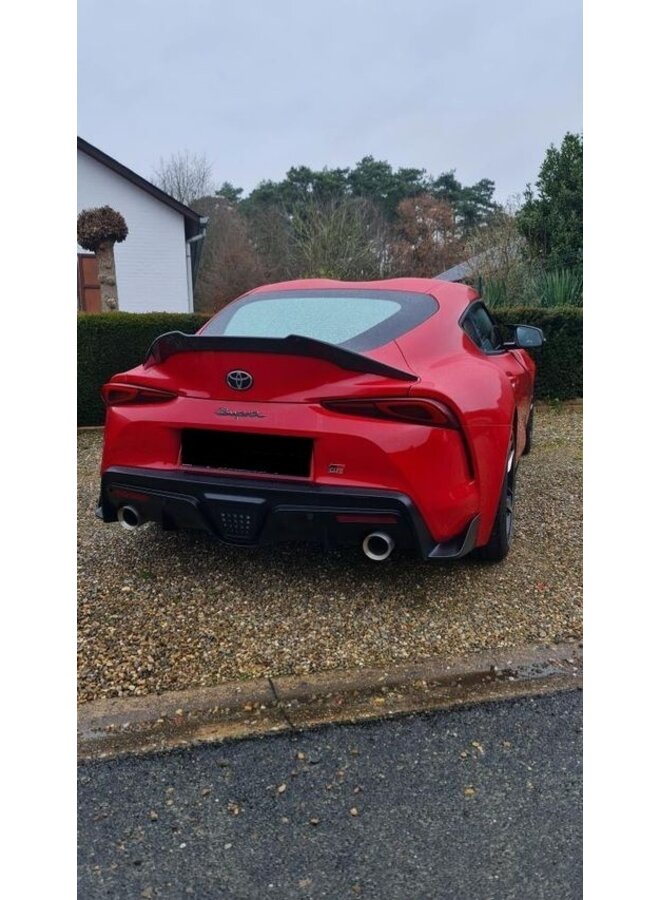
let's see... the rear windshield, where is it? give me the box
[203,289,438,352]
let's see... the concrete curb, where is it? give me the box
[78,641,582,761]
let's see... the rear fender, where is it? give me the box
[414,358,516,546]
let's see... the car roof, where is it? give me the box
[249,277,479,320]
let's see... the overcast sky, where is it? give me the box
[78,0,582,202]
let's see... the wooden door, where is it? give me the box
[77,254,101,312]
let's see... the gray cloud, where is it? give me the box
[78,0,582,200]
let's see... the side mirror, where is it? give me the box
[504,324,545,350]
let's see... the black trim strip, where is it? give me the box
[144,332,417,382]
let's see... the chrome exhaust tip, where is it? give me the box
[117,505,142,531]
[362,531,395,561]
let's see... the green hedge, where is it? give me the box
[78,313,208,426]
[78,307,582,425]
[494,307,582,400]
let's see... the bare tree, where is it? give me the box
[289,197,392,280]
[152,150,215,205]
[391,194,464,277]
[464,200,539,306]
[192,196,264,312]
[77,206,128,311]
[245,204,293,283]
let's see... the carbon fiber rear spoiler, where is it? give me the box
[144,332,417,383]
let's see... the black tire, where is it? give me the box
[474,434,516,562]
[522,403,534,456]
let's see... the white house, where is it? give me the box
[77,137,206,313]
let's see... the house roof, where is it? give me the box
[436,238,525,283]
[77,137,203,239]
[434,258,476,282]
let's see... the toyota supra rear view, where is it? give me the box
[97,278,543,562]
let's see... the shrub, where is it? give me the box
[77,206,128,251]
[78,312,208,425]
[482,270,583,309]
[481,277,511,309]
[533,268,583,307]
[494,307,582,399]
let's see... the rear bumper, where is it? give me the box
[98,467,480,560]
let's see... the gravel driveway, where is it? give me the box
[78,404,582,703]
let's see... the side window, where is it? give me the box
[462,303,503,353]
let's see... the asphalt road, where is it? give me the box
[78,690,582,899]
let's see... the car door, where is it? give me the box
[462,303,532,457]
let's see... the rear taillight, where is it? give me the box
[101,383,177,407]
[321,397,459,429]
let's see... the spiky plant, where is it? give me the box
[481,277,511,309]
[534,268,583,307]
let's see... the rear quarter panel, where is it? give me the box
[397,313,520,546]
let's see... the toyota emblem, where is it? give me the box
[226,370,253,391]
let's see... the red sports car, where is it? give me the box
[98,278,543,562]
